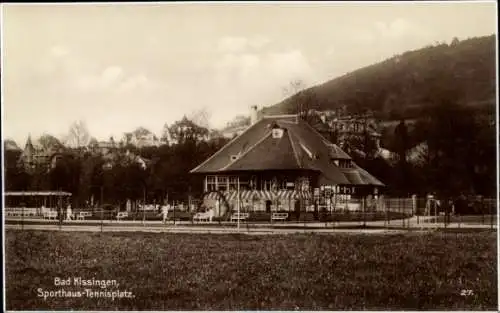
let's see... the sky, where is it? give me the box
[2,1,497,147]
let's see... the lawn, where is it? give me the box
[5,230,497,310]
[427,215,497,225]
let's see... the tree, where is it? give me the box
[65,120,91,148]
[393,119,410,195]
[283,79,309,117]
[168,116,209,145]
[50,154,73,191]
[416,100,483,196]
[160,123,171,146]
[38,134,64,151]
[4,139,21,151]
[4,149,27,191]
[188,107,212,129]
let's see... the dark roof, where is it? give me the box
[224,129,301,171]
[191,115,383,186]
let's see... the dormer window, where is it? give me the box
[272,128,284,138]
[332,159,352,168]
[230,155,238,161]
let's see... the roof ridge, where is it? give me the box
[190,119,262,173]
[300,118,335,144]
[220,130,273,171]
[287,130,302,168]
[263,114,298,119]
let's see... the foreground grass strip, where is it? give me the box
[5,230,497,310]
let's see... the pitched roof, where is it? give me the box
[223,129,301,171]
[191,115,383,186]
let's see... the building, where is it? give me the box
[317,111,381,149]
[89,137,117,155]
[17,135,64,173]
[218,106,260,139]
[121,129,162,148]
[190,114,384,218]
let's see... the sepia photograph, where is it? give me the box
[2,1,498,311]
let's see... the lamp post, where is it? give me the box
[143,185,146,226]
[21,194,25,231]
[100,186,104,232]
[59,188,63,231]
[237,176,240,231]
[362,189,366,228]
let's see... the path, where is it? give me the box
[5,216,496,234]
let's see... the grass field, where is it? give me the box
[5,230,497,310]
[427,215,497,225]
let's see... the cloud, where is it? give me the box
[325,45,336,56]
[117,74,150,92]
[217,36,249,53]
[217,35,271,53]
[267,50,313,80]
[71,64,156,95]
[375,18,414,38]
[351,31,377,45]
[248,35,271,49]
[50,45,70,58]
[351,18,430,47]
[101,66,124,86]
[210,48,316,121]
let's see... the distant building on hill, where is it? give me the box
[89,137,118,155]
[17,135,64,173]
[121,129,162,148]
[219,106,262,139]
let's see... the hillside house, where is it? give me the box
[17,135,64,173]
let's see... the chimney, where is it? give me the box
[250,105,258,125]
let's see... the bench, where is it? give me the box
[5,208,37,217]
[44,211,58,220]
[271,212,288,221]
[230,212,250,222]
[193,210,213,222]
[116,212,129,221]
[77,211,92,220]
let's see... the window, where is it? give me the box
[333,159,352,168]
[206,176,216,192]
[262,179,273,191]
[230,155,238,161]
[301,178,310,191]
[342,160,352,168]
[272,128,284,138]
[217,176,228,191]
[229,176,238,191]
[249,176,257,189]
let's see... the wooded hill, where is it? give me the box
[262,35,496,119]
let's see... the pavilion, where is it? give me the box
[190,114,384,218]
